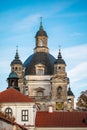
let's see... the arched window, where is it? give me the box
[15,67,17,71]
[57,86,62,98]
[5,107,12,116]
[12,80,15,86]
[39,39,43,46]
[58,86,62,93]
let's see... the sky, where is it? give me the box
[0,0,87,105]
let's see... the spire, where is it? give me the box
[35,17,48,38]
[15,46,19,60]
[54,46,66,65]
[11,46,22,65]
[39,17,43,30]
[58,45,62,59]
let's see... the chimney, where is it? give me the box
[48,105,53,113]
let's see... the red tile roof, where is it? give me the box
[0,88,34,103]
[36,111,87,127]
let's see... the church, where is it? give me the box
[7,19,74,111]
[1,19,87,130]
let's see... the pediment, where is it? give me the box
[34,87,45,91]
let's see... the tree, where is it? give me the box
[76,90,87,111]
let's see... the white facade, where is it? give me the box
[1,102,36,127]
[25,75,51,97]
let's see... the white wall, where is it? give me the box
[1,102,36,126]
[26,75,51,96]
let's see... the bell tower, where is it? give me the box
[51,49,69,110]
[34,17,49,53]
[10,47,24,93]
[7,71,20,91]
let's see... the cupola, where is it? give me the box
[67,86,74,110]
[54,49,66,65]
[54,49,66,74]
[67,87,74,96]
[7,71,20,91]
[35,17,48,38]
[34,18,49,53]
[11,47,22,66]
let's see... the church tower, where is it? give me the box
[23,19,74,111]
[23,19,56,106]
[67,86,74,110]
[51,49,70,110]
[10,47,24,93]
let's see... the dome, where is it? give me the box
[35,19,48,38]
[35,29,48,37]
[67,87,74,96]
[8,71,18,79]
[11,59,22,65]
[54,50,66,65]
[54,58,66,64]
[11,48,22,65]
[23,52,56,75]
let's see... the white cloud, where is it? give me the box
[13,14,41,31]
[70,32,83,37]
[68,62,87,83]
[63,44,87,63]
[56,12,87,18]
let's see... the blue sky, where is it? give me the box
[0,0,87,105]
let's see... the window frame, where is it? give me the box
[35,64,45,75]
[37,91,43,96]
[21,110,28,121]
[5,107,12,116]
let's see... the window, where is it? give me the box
[57,86,62,98]
[57,86,62,93]
[5,107,12,116]
[39,39,43,46]
[37,69,43,75]
[12,80,15,86]
[68,98,72,103]
[35,64,45,75]
[37,91,43,96]
[15,67,17,71]
[59,66,61,69]
[22,110,28,121]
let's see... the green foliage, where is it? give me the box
[77,90,87,111]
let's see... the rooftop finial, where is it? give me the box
[58,45,62,59]
[16,45,18,53]
[15,45,19,60]
[39,17,43,30]
[59,45,61,52]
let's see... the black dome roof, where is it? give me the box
[54,50,66,65]
[11,49,22,65]
[35,29,48,37]
[67,87,74,96]
[35,19,48,38]
[11,59,22,65]
[23,52,56,75]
